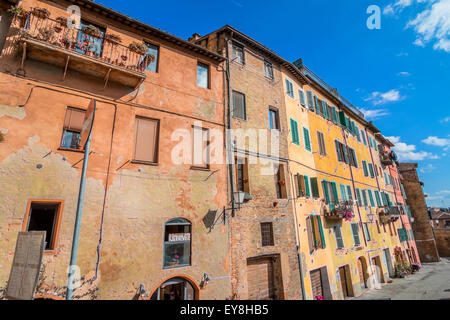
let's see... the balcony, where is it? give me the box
[324,201,355,221]
[379,206,401,224]
[16,13,152,88]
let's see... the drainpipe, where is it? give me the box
[224,33,236,218]
[287,162,306,300]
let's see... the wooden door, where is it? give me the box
[247,258,275,300]
[357,259,366,288]
[310,269,323,298]
[339,267,348,298]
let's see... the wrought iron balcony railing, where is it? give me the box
[18,13,153,75]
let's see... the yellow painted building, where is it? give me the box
[282,62,404,300]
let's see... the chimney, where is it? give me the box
[188,33,202,43]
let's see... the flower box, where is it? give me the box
[105,34,122,44]
[82,25,102,39]
[128,41,148,55]
[31,7,50,19]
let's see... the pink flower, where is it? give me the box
[315,296,324,300]
[174,254,180,259]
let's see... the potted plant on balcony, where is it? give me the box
[105,33,122,44]
[8,6,28,28]
[31,7,50,20]
[128,41,148,55]
[82,25,102,39]
[56,16,67,27]
[38,26,55,42]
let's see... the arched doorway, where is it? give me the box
[357,257,369,289]
[150,277,199,300]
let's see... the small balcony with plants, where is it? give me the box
[379,205,401,224]
[324,200,355,222]
[11,7,154,89]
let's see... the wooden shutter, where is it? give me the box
[310,269,323,298]
[299,90,306,106]
[134,117,159,163]
[334,226,344,248]
[304,128,311,151]
[290,119,299,145]
[335,140,342,162]
[232,91,246,119]
[368,190,375,207]
[64,108,85,131]
[307,91,314,110]
[369,163,375,178]
[306,216,315,253]
[331,182,339,204]
[311,178,319,198]
[375,191,382,207]
[322,180,330,204]
[346,185,353,201]
[339,184,347,201]
[312,216,321,248]
[317,216,326,249]
[362,161,368,177]
[351,223,361,246]
[314,96,321,115]
[356,188,362,206]
[304,176,311,197]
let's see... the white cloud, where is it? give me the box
[437,190,450,194]
[360,108,391,120]
[397,71,411,76]
[420,163,435,173]
[364,89,403,105]
[386,136,440,161]
[406,0,450,53]
[441,116,450,123]
[422,136,450,150]
[384,0,426,15]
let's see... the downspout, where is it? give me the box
[287,162,306,300]
[225,33,236,218]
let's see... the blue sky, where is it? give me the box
[96,0,450,208]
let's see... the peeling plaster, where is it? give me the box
[0,105,26,120]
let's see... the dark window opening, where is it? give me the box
[26,203,60,250]
[61,107,85,150]
[163,219,191,268]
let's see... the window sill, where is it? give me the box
[58,147,84,154]
[232,116,247,121]
[163,264,191,270]
[44,250,58,256]
[190,166,211,172]
[131,160,159,166]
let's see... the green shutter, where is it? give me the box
[322,180,330,204]
[290,119,299,145]
[334,226,344,248]
[331,182,339,205]
[339,184,347,201]
[317,216,326,249]
[356,188,362,206]
[362,161,368,177]
[338,111,346,127]
[304,175,311,197]
[307,91,314,110]
[335,140,342,162]
[351,223,360,246]
[311,178,320,198]
[314,96,321,115]
[304,128,311,152]
[299,90,306,106]
[368,190,375,207]
[331,107,338,123]
[369,163,375,178]
[375,190,382,207]
[346,185,353,201]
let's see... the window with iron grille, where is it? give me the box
[264,60,274,79]
[261,223,274,247]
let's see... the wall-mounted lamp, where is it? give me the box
[200,273,211,289]
[367,213,375,223]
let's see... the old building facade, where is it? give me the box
[398,163,440,262]
[0,0,231,300]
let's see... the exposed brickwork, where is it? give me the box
[433,229,450,257]
[398,163,440,263]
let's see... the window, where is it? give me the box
[307,215,326,252]
[290,119,300,145]
[311,178,320,198]
[285,79,294,98]
[232,91,246,120]
[334,225,344,249]
[363,223,371,241]
[76,20,105,57]
[235,157,249,193]
[197,62,209,89]
[362,161,369,177]
[275,164,287,199]
[295,174,307,197]
[304,176,311,197]
[339,184,347,201]
[61,107,85,150]
[306,91,314,111]
[361,130,367,146]
[261,223,274,247]
[298,89,306,106]
[314,96,321,115]
[351,223,361,246]
[335,140,348,164]
[192,126,210,169]
[368,163,375,178]
[346,185,353,201]
[374,190,382,207]
[264,60,274,79]
[269,108,279,130]
[144,42,159,72]
[232,42,244,64]
[163,219,191,268]
[304,128,312,152]
[355,188,362,206]
[322,180,339,206]
[331,107,338,124]
[361,190,368,207]
[317,131,327,156]
[347,147,358,168]
[151,277,195,300]
[24,201,63,251]
[134,117,159,164]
